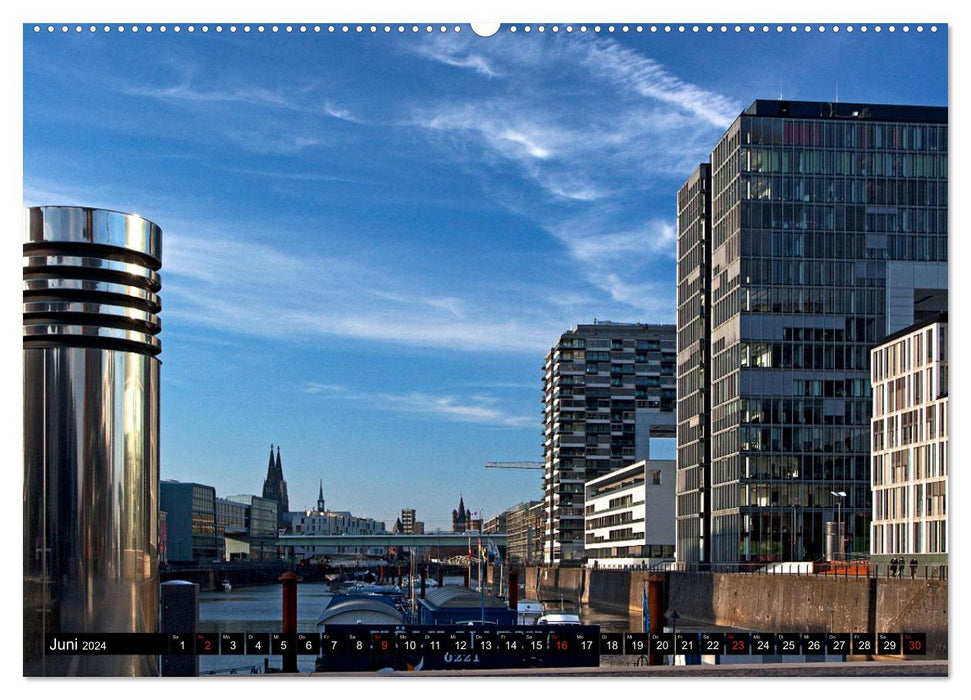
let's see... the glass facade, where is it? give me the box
[676,100,947,565]
[676,164,711,563]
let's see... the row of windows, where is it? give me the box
[874,368,948,417]
[586,527,638,544]
[742,454,868,482]
[676,433,706,465]
[871,519,946,555]
[712,427,740,461]
[740,339,872,372]
[735,483,867,510]
[793,378,871,398]
[677,164,710,211]
[741,147,946,179]
[586,511,640,531]
[872,325,946,383]
[741,396,870,427]
[872,481,946,521]
[742,117,946,152]
[586,544,676,559]
[678,268,707,304]
[740,425,869,454]
[741,257,889,291]
[712,286,741,329]
[740,200,947,236]
[678,226,707,268]
[741,174,947,207]
[872,442,947,486]
[711,454,741,486]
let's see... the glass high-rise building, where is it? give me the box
[676,100,947,565]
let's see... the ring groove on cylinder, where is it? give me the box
[23,207,162,356]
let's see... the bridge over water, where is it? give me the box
[276,533,507,548]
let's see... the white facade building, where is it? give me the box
[870,314,948,568]
[290,509,388,560]
[583,459,676,568]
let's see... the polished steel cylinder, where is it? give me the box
[23,206,162,676]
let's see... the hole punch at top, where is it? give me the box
[470,23,501,37]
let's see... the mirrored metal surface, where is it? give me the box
[24,206,162,262]
[23,207,161,676]
[24,254,161,290]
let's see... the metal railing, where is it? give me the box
[649,560,947,580]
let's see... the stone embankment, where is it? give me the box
[520,566,947,659]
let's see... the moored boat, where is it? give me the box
[516,599,545,625]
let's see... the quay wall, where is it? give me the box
[526,567,947,658]
[582,569,631,613]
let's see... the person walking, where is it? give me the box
[889,557,897,578]
[910,557,918,579]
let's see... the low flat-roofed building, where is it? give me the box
[584,459,676,568]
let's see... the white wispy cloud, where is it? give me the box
[156,218,567,354]
[305,383,350,394]
[577,39,740,129]
[304,385,534,428]
[542,215,677,319]
[383,392,534,427]
[564,220,677,265]
[322,100,368,124]
[411,41,500,78]
[223,128,323,155]
[402,32,727,321]
[118,67,316,113]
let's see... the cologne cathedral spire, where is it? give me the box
[262,444,290,530]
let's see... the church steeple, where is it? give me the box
[452,494,470,532]
[262,443,290,530]
[316,479,326,513]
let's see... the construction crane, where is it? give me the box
[484,461,544,470]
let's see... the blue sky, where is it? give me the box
[22,22,947,531]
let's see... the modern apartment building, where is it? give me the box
[289,509,388,559]
[501,500,542,566]
[584,459,676,568]
[676,100,947,565]
[543,322,676,564]
[870,314,947,569]
[482,512,507,536]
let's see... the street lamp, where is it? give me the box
[666,609,680,664]
[831,491,847,559]
[791,501,800,562]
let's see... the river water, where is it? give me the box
[196,580,642,674]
